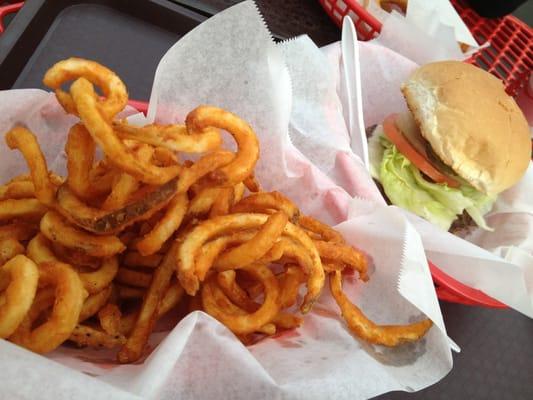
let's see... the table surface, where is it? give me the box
[2,1,533,399]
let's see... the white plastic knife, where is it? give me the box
[341,16,369,170]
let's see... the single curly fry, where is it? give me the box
[0,255,39,338]
[186,106,259,185]
[232,191,300,221]
[26,234,58,265]
[40,211,125,258]
[65,124,98,200]
[298,215,344,243]
[329,271,432,346]
[136,192,188,256]
[0,199,48,222]
[113,121,222,153]
[9,261,87,353]
[43,57,128,119]
[5,126,56,206]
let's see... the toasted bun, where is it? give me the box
[401,61,531,195]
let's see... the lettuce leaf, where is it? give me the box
[369,130,495,231]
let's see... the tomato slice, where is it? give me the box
[383,114,459,188]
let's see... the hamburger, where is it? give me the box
[368,61,531,232]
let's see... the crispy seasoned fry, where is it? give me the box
[258,236,322,313]
[5,127,56,205]
[195,231,256,281]
[0,199,48,222]
[65,124,98,200]
[70,325,126,348]
[43,57,128,119]
[233,182,245,204]
[113,121,222,153]
[52,242,101,269]
[40,211,125,257]
[101,145,153,210]
[314,240,368,281]
[329,271,432,346]
[188,187,222,217]
[177,150,234,193]
[216,270,258,313]
[78,257,118,294]
[117,241,179,363]
[79,285,113,322]
[272,312,303,330]
[0,255,39,338]
[209,187,234,218]
[186,106,259,185]
[153,147,180,167]
[119,282,184,336]
[213,271,291,333]
[101,173,139,210]
[243,174,261,193]
[10,261,87,353]
[278,265,306,309]
[98,303,121,336]
[232,191,299,221]
[26,233,58,264]
[136,193,188,256]
[298,215,344,243]
[158,282,185,315]
[0,180,35,200]
[55,182,177,235]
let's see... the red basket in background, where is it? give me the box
[0,1,23,34]
[319,0,533,97]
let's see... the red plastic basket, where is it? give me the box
[319,0,533,97]
[0,1,23,34]
[319,0,531,307]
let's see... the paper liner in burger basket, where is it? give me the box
[318,19,533,318]
[0,2,454,399]
[356,0,487,65]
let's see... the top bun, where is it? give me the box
[401,61,531,195]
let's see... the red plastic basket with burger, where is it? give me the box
[368,61,531,235]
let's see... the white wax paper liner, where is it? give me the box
[0,2,452,399]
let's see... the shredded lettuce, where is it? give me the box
[369,130,496,231]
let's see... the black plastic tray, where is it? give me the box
[0,0,206,99]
